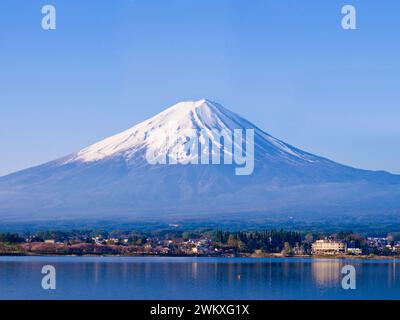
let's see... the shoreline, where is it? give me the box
[0,252,398,260]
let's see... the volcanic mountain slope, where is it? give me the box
[0,99,399,223]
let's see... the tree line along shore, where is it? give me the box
[0,229,400,258]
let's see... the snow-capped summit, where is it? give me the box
[66,99,318,167]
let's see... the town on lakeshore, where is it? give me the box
[1,228,400,258]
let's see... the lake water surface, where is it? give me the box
[0,256,399,300]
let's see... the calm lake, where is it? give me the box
[0,256,399,300]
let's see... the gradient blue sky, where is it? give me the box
[1,0,399,176]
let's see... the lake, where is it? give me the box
[0,256,399,300]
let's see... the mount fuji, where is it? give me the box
[1,99,400,226]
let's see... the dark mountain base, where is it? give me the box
[1,212,400,234]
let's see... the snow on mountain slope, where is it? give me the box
[65,99,320,167]
[0,99,399,223]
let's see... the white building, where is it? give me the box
[311,239,346,255]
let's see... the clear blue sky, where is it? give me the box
[1,0,400,176]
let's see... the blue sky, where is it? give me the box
[1,0,400,175]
